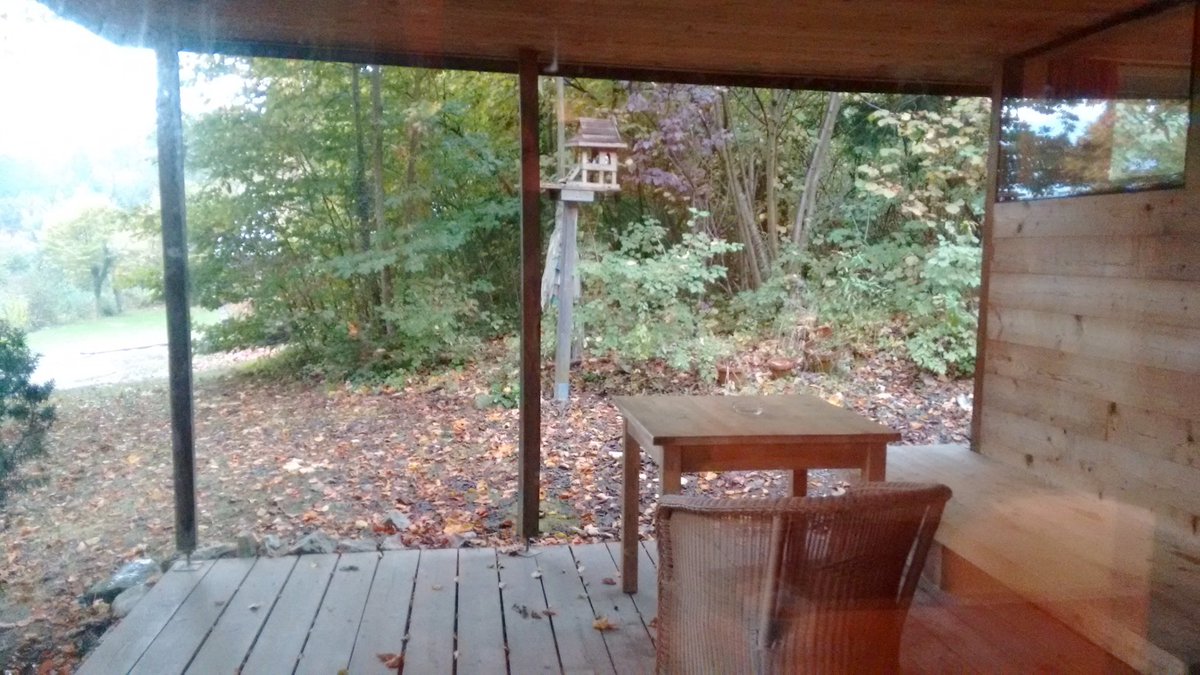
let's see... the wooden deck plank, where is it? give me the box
[294,552,381,675]
[537,544,616,675]
[404,548,459,673]
[605,541,658,643]
[496,550,560,673]
[911,595,1047,672]
[900,601,981,674]
[456,548,507,674]
[346,550,420,675]
[130,557,255,674]
[184,556,297,674]
[572,544,655,674]
[79,543,1139,675]
[76,560,213,675]
[241,554,338,674]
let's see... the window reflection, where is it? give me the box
[999,5,1193,201]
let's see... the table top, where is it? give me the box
[611,394,901,446]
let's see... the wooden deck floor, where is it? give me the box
[77,542,1129,674]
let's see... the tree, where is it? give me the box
[41,204,158,317]
[622,84,846,289]
[187,58,521,375]
[816,96,989,375]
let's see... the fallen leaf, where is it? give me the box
[592,616,617,631]
[442,519,474,536]
[376,653,404,669]
[601,577,616,585]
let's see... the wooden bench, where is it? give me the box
[888,444,1200,674]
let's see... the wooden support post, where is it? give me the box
[517,49,542,540]
[553,201,578,402]
[556,77,567,179]
[970,60,1013,454]
[155,41,197,554]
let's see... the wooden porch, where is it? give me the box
[78,541,1130,674]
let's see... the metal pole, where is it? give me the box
[517,50,542,540]
[155,40,197,554]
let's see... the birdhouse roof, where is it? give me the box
[566,118,627,150]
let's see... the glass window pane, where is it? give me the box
[999,5,1193,201]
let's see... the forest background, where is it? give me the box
[2,61,992,383]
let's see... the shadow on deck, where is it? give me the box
[77,542,1128,674]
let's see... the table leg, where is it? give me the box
[864,444,887,482]
[622,427,641,594]
[660,449,681,495]
[787,469,808,497]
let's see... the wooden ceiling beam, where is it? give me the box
[42,0,1180,95]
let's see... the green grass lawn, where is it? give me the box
[26,306,220,355]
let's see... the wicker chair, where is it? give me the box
[655,482,951,674]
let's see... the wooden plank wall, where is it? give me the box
[980,188,1200,542]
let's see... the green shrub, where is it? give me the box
[729,249,808,335]
[903,234,980,376]
[801,98,986,376]
[578,213,740,381]
[804,234,917,348]
[21,264,94,329]
[0,320,55,503]
[804,231,980,375]
[197,313,289,354]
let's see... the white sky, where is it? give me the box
[0,0,240,173]
[1014,101,1107,142]
[0,0,158,168]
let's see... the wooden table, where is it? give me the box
[613,394,901,593]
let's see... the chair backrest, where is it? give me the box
[655,482,952,674]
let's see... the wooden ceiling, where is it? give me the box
[40,0,1193,95]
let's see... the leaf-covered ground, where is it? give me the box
[0,346,970,671]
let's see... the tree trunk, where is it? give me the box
[764,91,789,262]
[792,92,842,250]
[369,65,393,335]
[90,244,118,317]
[350,65,381,323]
[718,94,767,289]
[111,264,122,314]
[91,264,103,317]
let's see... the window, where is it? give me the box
[999,5,1194,201]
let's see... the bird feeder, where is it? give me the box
[544,118,627,202]
[540,117,627,401]
[566,117,626,191]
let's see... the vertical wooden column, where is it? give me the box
[155,41,197,554]
[969,60,1017,453]
[517,50,542,540]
